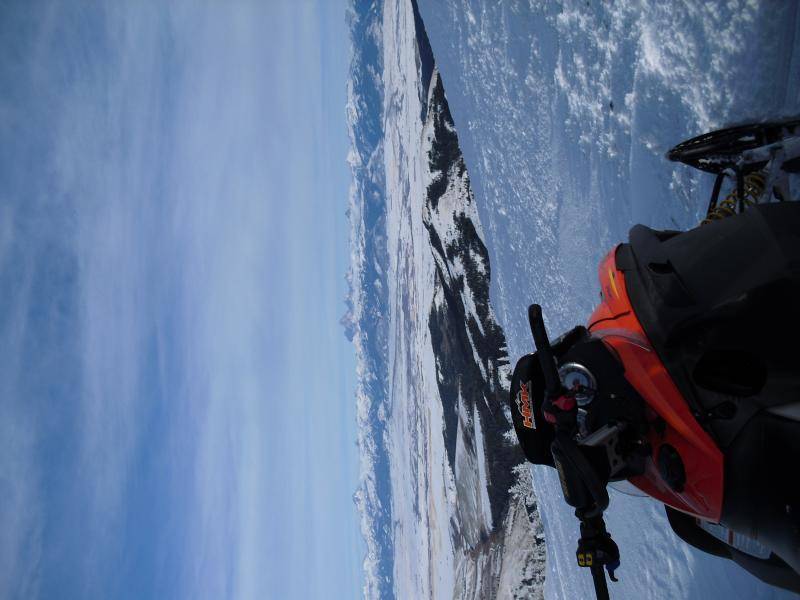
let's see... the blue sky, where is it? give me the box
[0,1,360,598]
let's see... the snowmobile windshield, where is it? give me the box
[609,480,648,498]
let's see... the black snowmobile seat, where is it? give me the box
[618,202,800,449]
[619,202,800,586]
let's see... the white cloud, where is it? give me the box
[0,1,358,598]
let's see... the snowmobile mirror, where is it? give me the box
[527,304,562,397]
[529,305,586,438]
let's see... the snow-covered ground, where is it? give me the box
[347,0,547,596]
[380,2,457,596]
[416,1,800,598]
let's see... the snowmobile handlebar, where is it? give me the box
[527,304,562,397]
[577,513,618,600]
[527,304,617,598]
[591,564,611,600]
[551,433,610,515]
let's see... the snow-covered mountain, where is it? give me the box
[421,65,547,600]
[344,2,393,597]
[415,2,800,599]
[345,1,545,597]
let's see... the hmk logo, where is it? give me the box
[516,381,535,429]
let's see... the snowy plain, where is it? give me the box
[348,0,548,596]
[415,1,800,599]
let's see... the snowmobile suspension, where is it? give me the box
[702,171,766,225]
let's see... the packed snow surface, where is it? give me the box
[416,1,800,599]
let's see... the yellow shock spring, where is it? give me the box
[702,171,767,225]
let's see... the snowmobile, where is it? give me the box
[509,118,800,599]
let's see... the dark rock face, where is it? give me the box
[411,0,435,121]
[347,1,546,597]
[423,70,523,530]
